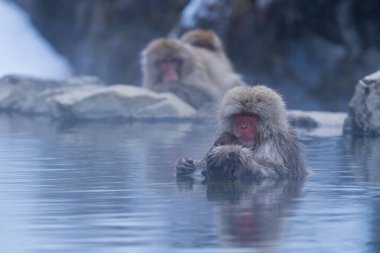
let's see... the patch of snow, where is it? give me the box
[0,0,72,79]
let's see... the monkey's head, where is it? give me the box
[218,85,289,142]
[141,38,195,88]
[181,29,223,53]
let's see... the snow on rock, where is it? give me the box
[53,85,197,121]
[0,75,103,116]
[290,110,347,137]
[289,110,347,127]
[0,75,197,122]
[0,0,72,79]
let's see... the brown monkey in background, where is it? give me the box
[141,38,214,109]
[141,36,242,109]
[181,29,241,91]
[176,85,309,180]
[181,29,235,72]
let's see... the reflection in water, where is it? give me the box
[209,180,304,248]
[343,136,380,252]
[205,179,303,249]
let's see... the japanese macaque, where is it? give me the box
[181,29,231,64]
[181,29,240,85]
[176,85,309,180]
[141,37,241,109]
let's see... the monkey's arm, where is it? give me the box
[176,132,236,176]
[253,137,307,179]
[206,145,270,180]
[175,157,207,175]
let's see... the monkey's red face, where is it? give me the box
[159,58,180,82]
[232,113,259,143]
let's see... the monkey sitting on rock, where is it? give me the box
[176,85,309,180]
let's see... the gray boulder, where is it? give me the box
[287,111,319,129]
[343,70,380,136]
[0,75,104,116]
[52,85,197,122]
[0,75,197,122]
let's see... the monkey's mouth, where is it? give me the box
[233,113,259,143]
[239,135,255,143]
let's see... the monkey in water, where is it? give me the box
[176,85,309,180]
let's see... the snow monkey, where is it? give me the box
[141,37,241,109]
[181,29,222,51]
[180,29,235,72]
[176,85,309,180]
[180,29,241,90]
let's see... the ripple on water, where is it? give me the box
[0,118,379,252]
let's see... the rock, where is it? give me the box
[287,111,318,129]
[288,110,348,130]
[52,85,197,122]
[289,110,347,137]
[0,74,104,116]
[0,75,197,122]
[343,70,380,136]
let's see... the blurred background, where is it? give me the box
[2,0,380,111]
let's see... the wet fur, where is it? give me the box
[206,85,308,180]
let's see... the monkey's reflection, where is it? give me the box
[177,176,305,248]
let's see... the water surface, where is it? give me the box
[0,116,379,253]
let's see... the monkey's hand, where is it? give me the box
[175,157,196,175]
[206,145,254,180]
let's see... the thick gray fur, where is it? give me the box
[176,85,309,180]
